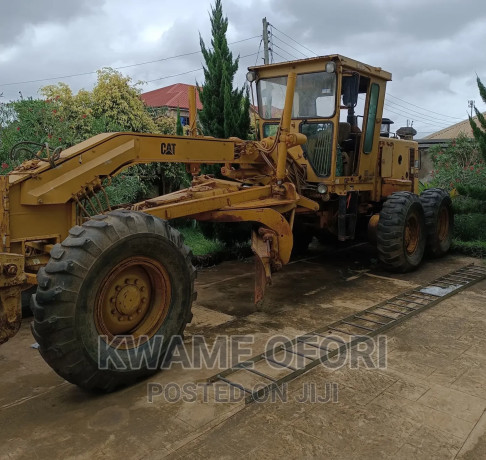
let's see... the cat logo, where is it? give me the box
[161,143,176,155]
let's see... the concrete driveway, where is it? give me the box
[1,243,485,459]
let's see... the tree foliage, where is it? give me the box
[429,133,486,255]
[428,134,485,191]
[0,68,188,201]
[469,76,486,160]
[197,0,250,140]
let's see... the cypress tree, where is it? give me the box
[196,0,252,244]
[469,77,486,160]
[198,0,250,140]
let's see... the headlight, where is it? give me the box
[246,71,257,82]
[317,183,328,194]
[325,62,336,73]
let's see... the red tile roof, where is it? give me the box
[141,83,203,110]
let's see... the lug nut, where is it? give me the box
[115,286,121,292]
[110,297,115,303]
[111,309,116,315]
[128,316,133,321]
[118,316,123,322]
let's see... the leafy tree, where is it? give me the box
[429,133,486,256]
[148,106,177,135]
[198,0,250,140]
[469,77,486,160]
[428,134,485,192]
[0,68,189,203]
[1,68,158,165]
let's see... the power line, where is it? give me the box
[385,97,462,124]
[268,24,318,57]
[264,25,461,125]
[359,94,451,127]
[359,96,450,129]
[271,31,310,59]
[144,52,259,83]
[270,42,299,61]
[0,35,261,87]
[383,110,450,129]
[145,68,203,83]
[383,102,451,127]
[271,50,289,62]
[384,102,451,127]
[387,93,462,121]
[382,106,450,129]
[254,38,263,66]
[359,94,450,129]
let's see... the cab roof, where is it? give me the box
[248,54,392,82]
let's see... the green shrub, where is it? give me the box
[453,214,486,242]
[452,195,486,215]
[456,184,486,202]
[429,134,485,192]
[429,134,486,257]
[451,240,486,258]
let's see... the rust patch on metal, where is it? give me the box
[0,253,27,344]
[0,285,22,344]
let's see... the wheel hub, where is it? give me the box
[437,207,449,242]
[404,215,420,255]
[115,282,145,317]
[95,257,171,348]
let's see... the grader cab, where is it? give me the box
[0,55,453,391]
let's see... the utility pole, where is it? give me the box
[468,100,475,118]
[262,17,270,65]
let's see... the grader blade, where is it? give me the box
[252,228,274,304]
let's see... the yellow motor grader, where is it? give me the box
[0,55,453,390]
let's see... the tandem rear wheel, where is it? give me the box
[376,190,453,272]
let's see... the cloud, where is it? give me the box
[0,0,485,137]
[0,0,98,47]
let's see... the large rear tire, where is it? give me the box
[31,210,196,392]
[420,188,453,257]
[377,192,426,272]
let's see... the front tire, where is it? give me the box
[377,192,426,272]
[420,188,453,257]
[31,210,195,392]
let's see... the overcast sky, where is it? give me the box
[1,0,485,137]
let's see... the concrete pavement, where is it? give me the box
[1,244,485,459]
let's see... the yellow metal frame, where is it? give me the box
[249,54,419,200]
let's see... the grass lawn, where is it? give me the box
[179,226,225,256]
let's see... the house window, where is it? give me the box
[180,116,189,126]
